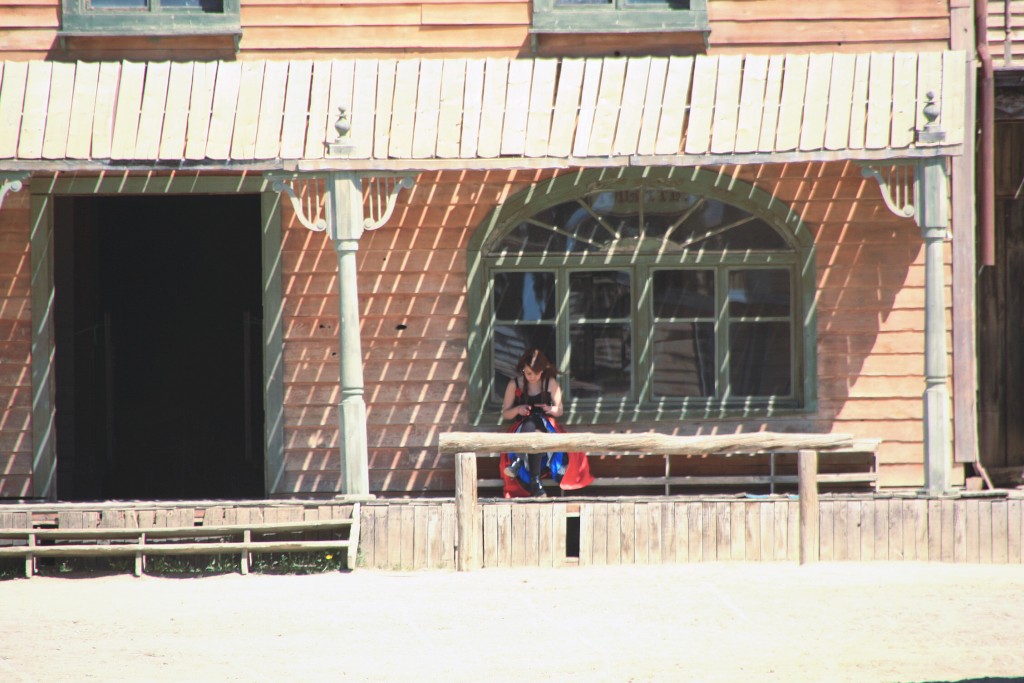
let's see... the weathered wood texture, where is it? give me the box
[0,0,951,61]
[340,496,1024,569]
[978,122,1024,471]
[0,185,32,498]
[13,496,1022,570]
[243,160,949,497]
[0,52,966,166]
[439,432,854,455]
[986,0,1024,67]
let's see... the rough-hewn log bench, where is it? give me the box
[0,503,360,578]
[440,432,873,570]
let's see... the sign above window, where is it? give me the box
[60,0,241,40]
[531,0,708,34]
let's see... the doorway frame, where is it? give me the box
[29,174,285,500]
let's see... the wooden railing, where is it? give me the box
[0,503,360,577]
[440,432,861,570]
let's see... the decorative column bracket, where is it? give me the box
[860,162,916,220]
[265,172,328,234]
[361,175,415,231]
[0,172,29,211]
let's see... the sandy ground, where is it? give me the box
[1,562,1023,683]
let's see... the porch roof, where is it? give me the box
[0,51,966,172]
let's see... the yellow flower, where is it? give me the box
[325,554,333,560]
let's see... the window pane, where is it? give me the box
[569,271,630,318]
[652,323,715,397]
[729,270,791,317]
[569,324,631,398]
[493,324,557,399]
[729,321,791,397]
[625,0,690,6]
[90,0,147,8]
[653,270,715,318]
[555,0,612,5]
[161,0,224,9]
[491,221,569,255]
[666,200,789,251]
[493,272,555,321]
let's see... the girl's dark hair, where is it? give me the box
[516,348,558,378]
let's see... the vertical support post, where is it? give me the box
[26,532,36,578]
[135,533,145,577]
[798,449,819,564]
[327,171,370,496]
[917,158,953,493]
[455,452,478,571]
[241,529,251,575]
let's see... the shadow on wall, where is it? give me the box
[277,163,924,496]
[278,170,557,495]
[657,161,924,475]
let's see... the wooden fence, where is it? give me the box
[355,494,1024,570]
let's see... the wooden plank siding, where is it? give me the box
[0,52,967,169]
[283,496,1024,570]
[0,185,32,498]
[268,161,945,496]
[0,0,951,61]
[987,0,1024,67]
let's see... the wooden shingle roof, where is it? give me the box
[0,52,966,171]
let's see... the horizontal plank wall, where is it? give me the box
[987,0,1024,67]
[275,163,942,498]
[353,496,1024,569]
[0,186,31,498]
[0,0,949,60]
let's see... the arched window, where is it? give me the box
[467,168,816,424]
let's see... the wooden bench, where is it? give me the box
[0,503,360,578]
[441,432,878,570]
[473,439,880,496]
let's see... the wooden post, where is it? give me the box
[918,157,953,493]
[134,533,145,577]
[455,452,478,571]
[241,528,251,575]
[328,171,371,496]
[25,532,35,578]
[798,449,819,564]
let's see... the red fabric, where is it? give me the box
[499,415,593,498]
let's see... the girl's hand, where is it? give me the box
[519,405,531,417]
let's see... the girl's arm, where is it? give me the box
[543,378,564,418]
[501,379,530,421]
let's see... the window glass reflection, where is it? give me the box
[493,272,556,321]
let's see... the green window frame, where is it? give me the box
[467,168,817,426]
[531,0,708,34]
[60,0,241,38]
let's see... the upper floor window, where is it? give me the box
[531,0,707,33]
[61,0,241,38]
[467,169,817,425]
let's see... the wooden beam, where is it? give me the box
[439,431,854,455]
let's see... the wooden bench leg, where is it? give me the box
[798,449,819,564]
[455,452,479,571]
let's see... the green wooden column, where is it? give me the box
[862,153,953,494]
[327,171,370,497]
[917,156,953,494]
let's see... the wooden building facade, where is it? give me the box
[0,0,983,507]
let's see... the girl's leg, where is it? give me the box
[528,453,546,497]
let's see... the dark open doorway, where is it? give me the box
[53,194,265,501]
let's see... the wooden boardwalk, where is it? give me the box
[358,494,1024,570]
[3,495,1022,572]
